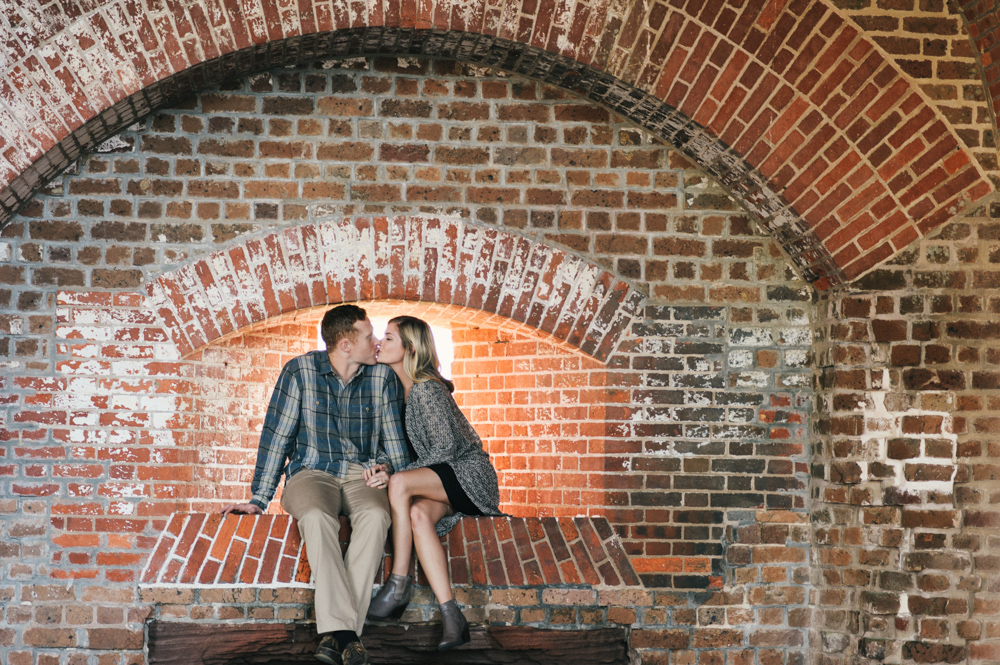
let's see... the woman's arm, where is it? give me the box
[407,381,466,463]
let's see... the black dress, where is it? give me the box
[427,462,484,516]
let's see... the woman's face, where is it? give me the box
[377,322,406,366]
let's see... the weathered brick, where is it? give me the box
[91,221,147,241]
[198,139,255,158]
[262,97,314,115]
[380,144,430,162]
[494,148,547,166]
[435,147,490,165]
[551,148,607,168]
[92,269,143,288]
[872,319,907,342]
[317,142,375,161]
[380,99,432,117]
[201,94,256,112]
[317,98,373,116]
[32,268,85,286]
[23,629,76,648]
[87,628,143,650]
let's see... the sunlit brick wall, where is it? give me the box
[451,326,609,515]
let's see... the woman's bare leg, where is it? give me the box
[410,497,454,604]
[386,468,450,578]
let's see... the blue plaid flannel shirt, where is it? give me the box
[250,351,410,510]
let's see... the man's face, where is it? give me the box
[349,318,378,365]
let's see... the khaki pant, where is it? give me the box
[280,465,390,635]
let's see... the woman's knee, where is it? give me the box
[409,502,435,530]
[387,472,411,504]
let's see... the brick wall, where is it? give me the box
[810,205,1000,665]
[451,326,610,516]
[0,59,815,664]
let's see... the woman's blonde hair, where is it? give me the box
[389,316,454,393]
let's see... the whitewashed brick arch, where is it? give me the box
[145,216,644,361]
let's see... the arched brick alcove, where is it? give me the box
[131,297,644,661]
[44,222,645,552]
[159,297,618,521]
[2,2,993,285]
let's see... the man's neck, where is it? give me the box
[330,352,363,384]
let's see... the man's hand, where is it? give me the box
[221,502,263,515]
[364,463,390,489]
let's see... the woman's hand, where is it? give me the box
[364,463,390,489]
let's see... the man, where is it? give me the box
[223,304,410,665]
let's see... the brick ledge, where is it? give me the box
[140,513,641,591]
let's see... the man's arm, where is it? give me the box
[375,368,410,473]
[237,362,302,511]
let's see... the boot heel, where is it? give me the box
[437,599,471,651]
[438,630,470,651]
[388,604,407,620]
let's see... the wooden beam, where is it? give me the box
[147,621,630,664]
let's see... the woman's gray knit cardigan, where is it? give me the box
[398,379,502,535]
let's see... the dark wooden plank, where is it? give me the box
[147,621,317,665]
[147,621,629,665]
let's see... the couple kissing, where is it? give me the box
[222,304,503,665]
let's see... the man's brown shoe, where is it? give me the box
[315,633,342,665]
[340,641,371,665]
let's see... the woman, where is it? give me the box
[365,316,502,650]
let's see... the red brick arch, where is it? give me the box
[145,215,644,361]
[1,1,992,285]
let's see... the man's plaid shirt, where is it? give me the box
[249,351,410,510]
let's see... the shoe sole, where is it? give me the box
[367,603,408,620]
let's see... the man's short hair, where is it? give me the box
[321,304,367,348]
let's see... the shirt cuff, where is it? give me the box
[250,496,269,511]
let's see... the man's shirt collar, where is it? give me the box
[316,351,334,376]
[317,352,369,386]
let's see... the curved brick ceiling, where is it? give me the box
[0,1,992,287]
[832,1,997,179]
